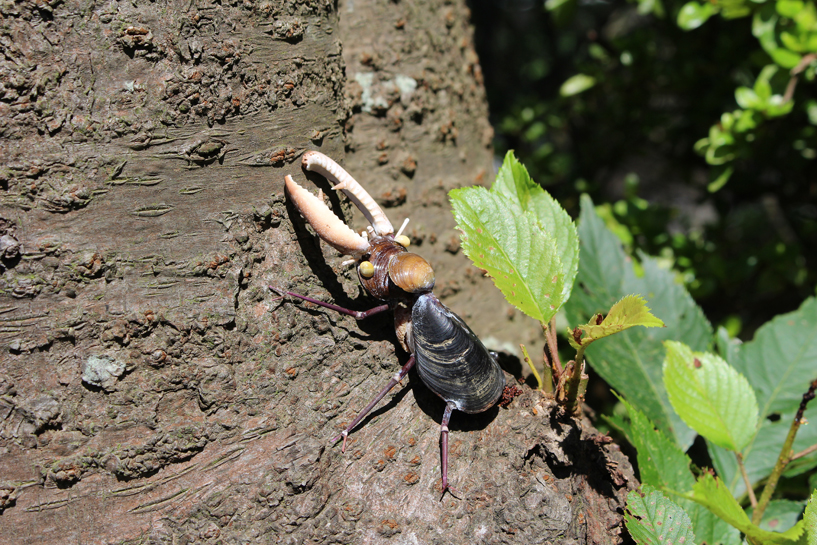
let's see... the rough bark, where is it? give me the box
[0,0,635,543]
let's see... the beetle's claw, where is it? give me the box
[329,430,349,452]
[285,174,370,257]
[439,482,460,501]
[301,151,394,236]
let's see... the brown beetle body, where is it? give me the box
[278,152,505,497]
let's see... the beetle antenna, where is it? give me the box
[395,217,410,239]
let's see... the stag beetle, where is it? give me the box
[275,151,505,496]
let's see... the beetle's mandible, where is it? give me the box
[273,151,506,497]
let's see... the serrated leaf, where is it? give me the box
[450,187,565,324]
[492,151,579,303]
[565,195,711,448]
[607,396,741,543]
[625,485,697,545]
[607,394,694,493]
[708,300,817,496]
[684,473,805,544]
[579,294,665,342]
[805,490,817,545]
[664,341,758,451]
[732,297,817,418]
[708,403,817,497]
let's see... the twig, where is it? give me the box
[544,317,562,375]
[736,452,757,508]
[565,342,587,414]
[783,53,817,103]
[790,443,817,462]
[751,378,817,525]
[521,343,552,394]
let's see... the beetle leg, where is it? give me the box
[302,151,394,236]
[269,286,390,320]
[331,356,417,451]
[440,401,457,500]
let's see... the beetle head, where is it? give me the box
[357,237,435,300]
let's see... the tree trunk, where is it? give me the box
[0,0,635,543]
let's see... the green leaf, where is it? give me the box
[705,140,736,165]
[625,485,697,545]
[636,0,666,18]
[684,473,805,544]
[732,296,817,417]
[690,506,743,545]
[565,195,711,448]
[578,294,665,342]
[805,490,817,545]
[734,109,760,132]
[607,394,694,493]
[754,65,778,101]
[781,31,806,53]
[766,95,795,117]
[707,165,734,193]
[677,1,717,30]
[769,46,804,69]
[708,403,817,498]
[450,187,565,324]
[721,4,751,18]
[560,74,596,96]
[492,151,579,302]
[663,341,758,451]
[796,2,817,30]
[749,500,808,534]
[777,0,805,18]
[608,392,740,543]
[735,87,762,109]
[544,0,573,11]
[753,6,779,49]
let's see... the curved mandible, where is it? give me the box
[285,175,370,257]
[302,151,394,236]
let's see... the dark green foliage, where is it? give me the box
[469,0,817,338]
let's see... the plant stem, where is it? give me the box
[565,342,588,414]
[751,378,817,525]
[736,452,757,508]
[790,443,817,462]
[521,343,551,393]
[546,316,562,373]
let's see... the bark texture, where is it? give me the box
[0,0,635,543]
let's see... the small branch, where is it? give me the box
[790,443,817,462]
[565,342,588,414]
[751,378,817,525]
[545,317,562,374]
[736,452,757,508]
[540,344,554,394]
[521,343,552,393]
[783,53,817,103]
